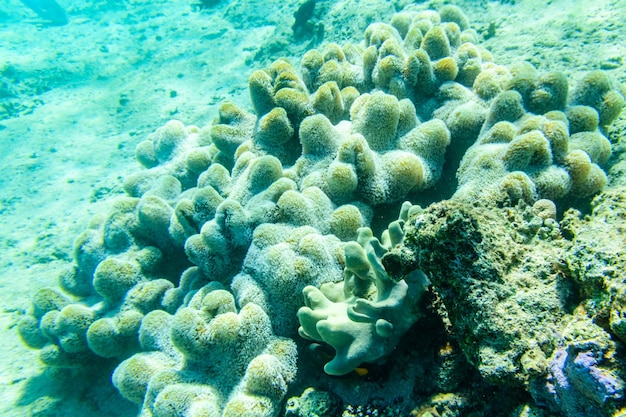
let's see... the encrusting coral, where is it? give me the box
[17,4,626,417]
[393,197,626,417]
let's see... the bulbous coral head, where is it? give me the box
[571,70,625,126]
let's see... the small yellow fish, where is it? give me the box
[354,367,369,376]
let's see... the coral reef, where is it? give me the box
[17,4,626,417]
[386,145,626,416]
[113,283,297,417]
[396,198,626,416]
[529,317,624,417]
[399,200,571,386]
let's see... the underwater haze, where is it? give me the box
[1,0,626,416]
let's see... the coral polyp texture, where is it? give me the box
[113,284,297,417]
[18,4,626,417]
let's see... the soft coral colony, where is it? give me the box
[18,5,626,417]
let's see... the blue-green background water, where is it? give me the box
[1,0,625,416]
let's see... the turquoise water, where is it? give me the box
[1,1,625,416]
